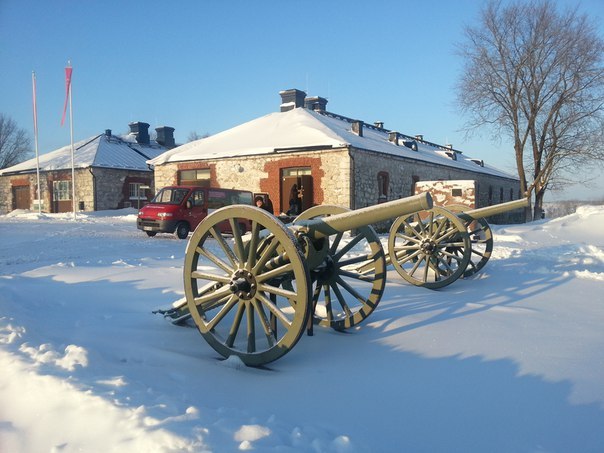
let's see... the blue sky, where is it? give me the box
[2,0,603,201]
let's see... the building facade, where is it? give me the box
[150,89,522,224]
[0,122,176,214]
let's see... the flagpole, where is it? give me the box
[67,61,76,220]
[32,71,41,214]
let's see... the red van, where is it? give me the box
[137,186,254,239]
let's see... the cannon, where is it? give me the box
[386,197,530,289]
[177,192,432,366]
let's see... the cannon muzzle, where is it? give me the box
[457,198,529,222]
[297,192,433,239]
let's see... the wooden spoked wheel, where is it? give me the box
[294,205,386,330]
[183,205,310,366]
[446,206,494,278]
[388,207,471,289]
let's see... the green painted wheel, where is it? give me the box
[183,205,310,366]
[446,205,494,278]
[388,207,471,289]
[294,205,386,330]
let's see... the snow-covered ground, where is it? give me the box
[1,206,603,452]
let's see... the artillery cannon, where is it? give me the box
[178,192,432,366]
[386,197,530,289]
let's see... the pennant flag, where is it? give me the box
[61,64,73,126]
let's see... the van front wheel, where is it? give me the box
[175,222,190,239]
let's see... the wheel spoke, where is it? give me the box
[191,270,231,284]
[255,291,293,329]
[333,232,364,261]
[225,301,245,347]
[252,299,275,347]
[207,295,239,332]
[330,282,353,319]
[194,284,233,309]
[229,219,246,264]
[197,246,233,275]
[209,226,239,268]
[246,303,255,353]
[256,261,293,283]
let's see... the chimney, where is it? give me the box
[415,134,423,141]
[374,121,384,129]
[351,120,363,137]
[129,121,150,144]
[155,126,176,148]
[279,89,306,112]
[388,131,400,145]
[403,140,418,151]
[304,96,328,112]
[105,129,112,137]
[445,144,453,149]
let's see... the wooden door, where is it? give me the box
[12,186,30,210]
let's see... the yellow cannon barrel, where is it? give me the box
[298,192,433,240]
[457,197,529,222]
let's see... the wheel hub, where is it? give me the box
[229,269,257,300]
[420,239,436,255]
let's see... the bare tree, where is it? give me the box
[457,0,604,219]
[187,131,210,142]
[0,114,32,169]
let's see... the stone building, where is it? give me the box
[0,122,175,214]
[149,89,522,224]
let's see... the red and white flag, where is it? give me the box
[61,64,73,126]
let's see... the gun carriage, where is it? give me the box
[163,193,528,366]
[386,197,530,289]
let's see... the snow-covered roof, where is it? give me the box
[149,107,517,180]
[0,133,169,175]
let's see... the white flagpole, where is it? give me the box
[32,71,41,214]
[67,61,76,220]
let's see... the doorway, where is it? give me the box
[280,168,313,215]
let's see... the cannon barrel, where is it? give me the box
[296,192,433,240]
[457,197,529,222]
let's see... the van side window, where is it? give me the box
[208,190,227,209]
[192,190,205,207]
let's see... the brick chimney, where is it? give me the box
[388,131,400,145]
[155,126,176,148]
[128,122,150,144]
[279,89,306,112]
[304,96,328,112]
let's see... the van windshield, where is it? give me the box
[151,188,189,205]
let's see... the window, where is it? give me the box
[151,187,189,204]
[191,190,205,207]
[282,167,311,177]
[452,188,463,197]
[510,188,514,201]
[129,182,146,200]
[377,171,389,202]
[411,175,420,195]
[500,187,504,203]
[53,181,71,201]
[488,186,493,205]
[179,169,210,186]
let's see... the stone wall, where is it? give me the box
[0,168,154,214]
[151,146,522,225]
[350,148,522,224]
[153,148,352,214]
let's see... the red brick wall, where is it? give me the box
[260,156,325,213]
